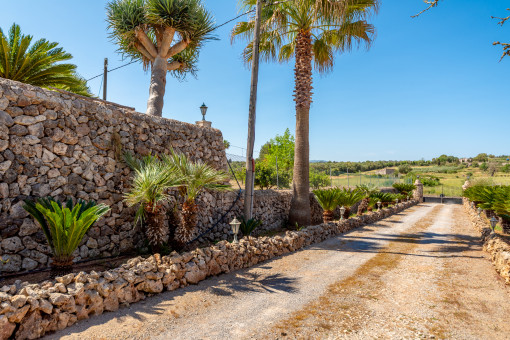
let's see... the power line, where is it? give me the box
[85,0,291,83]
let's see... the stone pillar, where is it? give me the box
[413,179,424,203]
[196,120,212,128]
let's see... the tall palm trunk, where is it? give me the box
[146,56,167,117]
[289,30,313,227]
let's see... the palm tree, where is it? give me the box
[232,0,377,226]
[162,150,231,245]
[106,0,215,117]
[124,157,183,250]
[0,23,91,96]
[356,184,377,215]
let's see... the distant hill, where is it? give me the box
[310,160,327,163]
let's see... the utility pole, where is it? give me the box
[244,0,263,220]
[103,58,108,101]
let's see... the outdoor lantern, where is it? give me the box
[477,207,483,217]
[395,198,399,205]
[340,206,346,220]
[490,217,498,234]
[200,103,208,121]
[377,201,382,211]
[230,217,241,243]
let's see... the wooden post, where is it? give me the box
[103,58,108,101]
[244,0,263,220]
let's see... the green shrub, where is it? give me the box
[240,217,263,236]
[398,164,412,174]
[420,176,440,187]
[23,198,110,267]
[309,172,331,189]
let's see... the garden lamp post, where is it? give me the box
[377,201,382,211]
[477,207,483,217]
[230,217,241,243]
[340,206,346,221]
[395,198,399,205]
[200,103,208,121]
[490,217,498,234]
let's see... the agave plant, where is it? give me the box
[313,188,340,223]
[162,150,231,245]
[23,197,110,269]
[124,157,183,250]
[337,188,365,219]
[239,217,263,237]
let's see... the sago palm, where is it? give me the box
[313,188,340,223]
[162,150,231,245]
[337,187,365,219]
[23,198,110,269]
[0,23,91,96]
[233,0,377,226]
[107,0,215,117]
[124,157,183,249]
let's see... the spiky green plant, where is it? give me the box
[0,23,91,96]
[313,188,340,222]
[232,0,377,227]
[23,198,109,267]
[239,217,263,237]
[162,149,231,245]
[106,0,216,117]
[337,188,365,219]
[392,183,416,196]
[124,157,183,249]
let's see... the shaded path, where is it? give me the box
[46,204,510,339]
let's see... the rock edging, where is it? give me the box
[0,200,417,340]
[463,198,510,284]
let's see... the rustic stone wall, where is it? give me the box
[463,198,510,284]
[0,78,229,272]
[0,200,417,340]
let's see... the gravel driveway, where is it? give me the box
[46,203,510,339]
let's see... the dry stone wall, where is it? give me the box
[0,79,323,273]
[0,78,229,272]
[0,200,417,340]
[463,198,510,284]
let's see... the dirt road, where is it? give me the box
[47,204,510,340]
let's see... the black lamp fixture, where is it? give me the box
[200,103,208,121]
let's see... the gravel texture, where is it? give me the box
[45,203,510,340]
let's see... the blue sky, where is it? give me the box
[1,0,509,161]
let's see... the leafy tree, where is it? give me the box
[309,171,330,190]
[258,128,295,172]
[0,23,91,96]
[473,153,489,163]
[398,164,412,174]
[480,162,488,171]
[502,164,510,173]
[107,0,215,117]
[233,0,377,226]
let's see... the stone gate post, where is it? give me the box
[413,179,424,203]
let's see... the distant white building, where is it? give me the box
[376,168,395,175]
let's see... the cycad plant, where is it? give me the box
[240,217,263,237]
[107,0,215,117]
[0,23,91,96]
[392,183,416,197]
[356,184,377,215]
[23,198,110,270]
[124,157,183,249]
[337,188,365,219]
[233,0,377,226]
[313,188,340,223]
[162,150,231,245]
